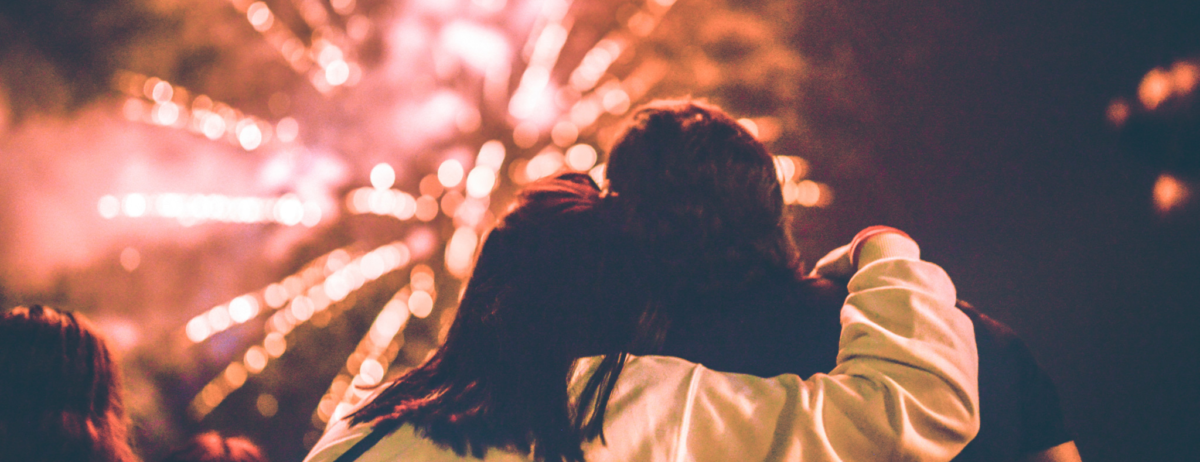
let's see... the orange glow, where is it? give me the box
[773,156,794,182]
[256,394,278,418]
[601,88,631,114]
[408,290,434,318]
[782,181,799,204]
[420,174,445,197]
[1154,173,1190,214]
[551,121,580,147]
[358,358,385,386]
[513,122,540,148]
[244,346,268,373]
[290,295,315,322]
[119,247,141,272]
[224,363,248,388]
[247,2,274,31]
[1107,99,1130,127]
[526,148,565,181]
[264,332,286,357]
[264,283,288,308]
[1139,68,1172,110]
[415,195,440,221]
[410,264,436,291]
[200,384,225,409]
[151,80,173,103]
[509,158,531,185]
[440,190,465,217]
[326,249,351,273]
[1171,62,1199,96]
[796,180,821,207]
[570,98,602,128]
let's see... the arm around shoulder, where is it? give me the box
[680,233,980,462]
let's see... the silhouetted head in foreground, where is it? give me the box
[604,100,797,299]
[163,431,267,462]
[0,305,137,462]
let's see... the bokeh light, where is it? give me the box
[438,159,465,188]
[565,144,598,171]
[370,163,396,190]
[1154,173,1190,214]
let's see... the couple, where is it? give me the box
[304,101,1068,461]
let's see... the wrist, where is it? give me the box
[850,226,920,269]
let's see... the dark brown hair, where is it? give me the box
[605,100,797,301]
[349,173,646,462]
[0,305,137,462]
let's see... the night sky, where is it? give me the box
[818,0,1200,459]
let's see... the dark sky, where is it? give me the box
[823,0,1200,459]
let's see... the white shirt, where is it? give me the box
[305,255,979,462]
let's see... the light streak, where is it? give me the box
[189,241,416,420]
[97,193,321,227]
[315,277,434,426]
[114,71,283,152]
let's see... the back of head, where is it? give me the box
[0,305,136,462]
[163,432,267,462]
[351,173,640,462]
[605,100,796,300]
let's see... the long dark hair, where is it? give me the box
[605,100,797,301]
[349,173,646,462]
[0,305,138,462]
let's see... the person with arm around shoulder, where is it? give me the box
[303,175,979,462]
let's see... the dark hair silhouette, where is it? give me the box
[0,305,138,462]
[349,173,647,462]
[605,100,797,300]
[603,100,849,379]
[162,431,267,462]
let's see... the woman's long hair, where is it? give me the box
[0,305,138,462]
[349,173,647,462]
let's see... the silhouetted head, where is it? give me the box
[163,432,267,462]
[0,305,136,462]
[351,173,644,462]
[605,99,796,299]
